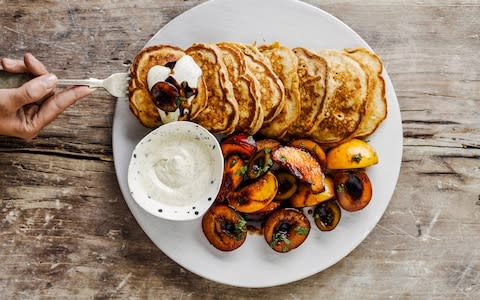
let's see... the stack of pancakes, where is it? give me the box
[129,42,387,145]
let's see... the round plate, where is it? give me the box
[113,0,403,288]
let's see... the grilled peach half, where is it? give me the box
[334,171,372,212]
[202,205,247,251]
[228,172,278,213]
[290,177,335,208]
[264,209,310,253]
[221,133,257,159]
[272,146,325,193]
[216,155,246,201]
[290,139,327,170]
[313,200,341,231]
[247,149,273,180]
[326,139,378,170]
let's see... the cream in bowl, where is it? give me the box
[127,121,224,221]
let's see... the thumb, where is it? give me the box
[13,74,57,108]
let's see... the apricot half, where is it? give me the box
[228,172,278,213]
[290,177,335,208]
[334,171,372,212]
[264,209,310,253]
[272,146,325,193]
[202,205,247,251]
[221,133,257,159]
[290,139,327,170]
[326,139,378,170]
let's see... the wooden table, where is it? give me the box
[1,0,479,298]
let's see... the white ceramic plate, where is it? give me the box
[113,0,402,288]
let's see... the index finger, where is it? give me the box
[1,53,48,76]
[1,58,28,74]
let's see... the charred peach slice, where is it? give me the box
[313,200,341,231]
[256,139,281,152]
[216,155,246,201]
[272,146,325,193]
[274,172,298,201]
[228,172,278,213]
[221,133,257,159]
[247,149,273,180]
[326,139,378,170]
[264,209,310,253]
[290,139,327,170]
[254,200,281,214]
[290,177,335,208]
[202,205,247,251]
[334,171,372,212]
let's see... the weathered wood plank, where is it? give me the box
[1,0,479,298]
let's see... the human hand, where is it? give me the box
[0,53,93,140]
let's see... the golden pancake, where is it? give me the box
[186,43,239,134]
[285,47,328,139]
[309,50,368,144]
[128,45,208,128]
[345,48,387,138]
[227,42,285,123]
[217,42,264,135]
[258,42,301,138]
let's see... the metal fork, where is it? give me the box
[0,70,129,98]
[58,72,129,98]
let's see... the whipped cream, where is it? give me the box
[147,55,202,124]
[133,132,214,206]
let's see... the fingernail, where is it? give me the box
[2,58,15,68]
[42,74,57,89]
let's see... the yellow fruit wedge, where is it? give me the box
[326,139,378,169]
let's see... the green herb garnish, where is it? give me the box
[234,165,248,176]
[232,217,247,240]
[294,226,309,236]
[234,217,247,233]
[236,196,247,204]
[175,96,187,107]
[335,183,346,193]
[264,147,271,154]
[269,231,291,249]
[352,153,363,163]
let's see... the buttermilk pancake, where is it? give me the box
[128,43,387,145]
[217,42,264,135]
[129,45,208,128]
[186,43,239,134]
[309,50,368,144]
[285,47,328,139]
[345,48,387,138]
[228,42,285,124]
[258,43,301,138]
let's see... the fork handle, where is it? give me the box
[57,78,103,88]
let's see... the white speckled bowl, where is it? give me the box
[127,121,224,221]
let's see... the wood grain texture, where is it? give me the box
[1,0,479,298]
